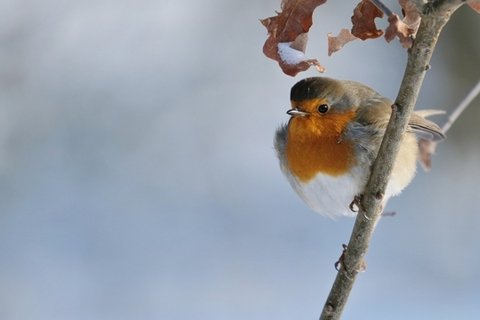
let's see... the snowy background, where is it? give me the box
[0,1,479,319]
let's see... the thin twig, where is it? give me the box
[442,79,480,133]
[319,1,465,319]
[417,79,480,170]
[369,0,394,16]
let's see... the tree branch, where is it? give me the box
[319,1,465,319]
[418,78,480,170]
[442,79,480,134]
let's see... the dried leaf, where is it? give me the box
[385,14,413,47]
[351,0,384,40]
[328,29,358,56]
[399,0,421,27]
[418,139,438,171]
[385,0,421,48]
[467,0,480,13]
[260,0,327,76]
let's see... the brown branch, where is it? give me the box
[369,0,394,16]
[319,1,465,319]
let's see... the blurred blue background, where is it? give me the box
[0,1,479,319]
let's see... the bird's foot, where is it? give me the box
[334,244,367,278]
[349,194,363,213]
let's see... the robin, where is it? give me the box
[275,77,445,218]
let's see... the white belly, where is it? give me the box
[283,167,365,218]
[283,164,413,218]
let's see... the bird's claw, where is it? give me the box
[334,244,348,271]
[334,244,367,277]
[349,194,363,213]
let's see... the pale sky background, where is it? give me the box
[0,1,479,319]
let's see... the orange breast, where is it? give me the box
[285,111,357,182]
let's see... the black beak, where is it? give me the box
[287,108,309,117]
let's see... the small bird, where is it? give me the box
[275,77,444,218]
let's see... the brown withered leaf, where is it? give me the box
[418,139,438,171]
[260,0,327,76]
[385,0,421,48]
[400,0,421,27]
[384,14,414,47]
[328,29,358,56]
[467,0,480,13]
[351,0,384,40]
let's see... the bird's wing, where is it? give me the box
[408,111,445,142]
[353,97,445,142]
[345,97,392,166]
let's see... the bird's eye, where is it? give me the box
[317,104,329,113]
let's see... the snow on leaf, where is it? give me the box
[277,37,326,74]
[260,0,327,76]
[327,29,358,56]
[351,0,384,40]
